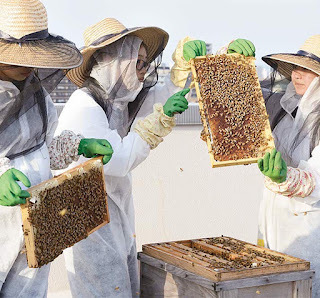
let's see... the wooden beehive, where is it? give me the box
[20,157,109,268]
[142,236,309,282]
[190,54,275,168]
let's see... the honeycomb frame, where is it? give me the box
[190,54,274,168]
[20,157,109,268]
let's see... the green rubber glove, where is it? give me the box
[183,40,207,62]
[78,139,114,165]
[0,169,31,206]
[163,89,190,117]
[228,39,255,57]
[258,149,287,183]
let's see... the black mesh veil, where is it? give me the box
[0,68,66,160]
[81,35,165,138]
[260,69,289,130]
[0,31,81,160]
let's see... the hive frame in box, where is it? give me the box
[142,236,310,282]
[20,157,109,268]
[139,253,313,297]
[190,54,275,168]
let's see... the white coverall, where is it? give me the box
[0,80,58,297]
[55,73,180,297]
[258,77,320,297]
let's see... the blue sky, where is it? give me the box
[42,0,319,67]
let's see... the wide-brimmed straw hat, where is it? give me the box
[67,18,169,87]
[262,35,320,80]
[0,0,82,69]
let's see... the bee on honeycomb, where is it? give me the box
[22,159,109,268]
[194,54,273,163]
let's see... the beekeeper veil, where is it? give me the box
[0,28,82,160]
[82,35,163,138]
[261,35,320,162]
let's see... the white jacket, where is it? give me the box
[55,75,180,297]
[0,79,58,296]
[258,77,320,298]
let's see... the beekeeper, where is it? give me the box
[55,18,206,297]
[231,36,320,297]
[0,1,113,297]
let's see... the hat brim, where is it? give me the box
[0,37,83,69]
[67,26,169,87]
[262,54,320,80]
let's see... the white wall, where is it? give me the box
[48,125,265,296]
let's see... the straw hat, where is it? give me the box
[0,0,82,69]
[262,35,320,79]
[67,18,169,87]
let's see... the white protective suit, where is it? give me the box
[258,77,320,297]
[0,80,58,297]
[55,36,183,297]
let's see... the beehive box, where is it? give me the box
[140,236,313,297]
[190,54,275,168]
[20,157,109,268]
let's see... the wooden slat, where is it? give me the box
[88,158,109,235]
[163,243,232,271]
[142,245,221,282]
[20,202,38,267]
[192,240,243,261]
[216,271,314,292]
[171,242,231,267]
[155,244,210,267]
[200,239,278,265]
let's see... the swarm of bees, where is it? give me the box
[22,159,109,268]
[194,54,272,162]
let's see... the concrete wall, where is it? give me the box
[48,125,265,297]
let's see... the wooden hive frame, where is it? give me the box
[190,54,275,168]
[20,157,109,268]
[142,236,309,282]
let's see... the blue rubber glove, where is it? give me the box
[258,149,287,183]
[183,40,207,61]
[78,139,114,165]
[228,39,255,57]
[0,169,31,206]
[163,89,190,117]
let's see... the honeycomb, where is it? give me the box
[21,158,109,267]
[194,54,273,162]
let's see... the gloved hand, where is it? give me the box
[228,39,255,57]
[258,149,287,183]
[0,169,31,206]
[183,40,207,62]
[163,89,190,117]
[78,139,114,165]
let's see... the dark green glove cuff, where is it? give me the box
[78,139,88,157]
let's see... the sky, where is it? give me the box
[42,0,319,67]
